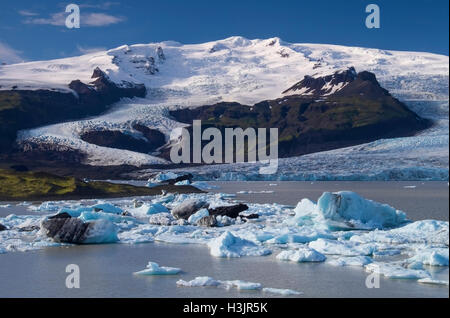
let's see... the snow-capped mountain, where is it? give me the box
[0,36,448,179]
[282,67,358,96]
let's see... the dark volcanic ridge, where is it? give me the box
[0,67,432,169]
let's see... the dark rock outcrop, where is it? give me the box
[1,67,146,154]
[49,212,72,220]
[197,215,217,227]
[241,213,259,220]
[0,224,7,231]
[80,128,165,154]
[283,67,357,96]
[208,204,249,219]
[171,199,209,220]
[169,69,431,160]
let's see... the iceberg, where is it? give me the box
[291,192,407,230]
[134,262,181,275]
[318,192,407,229]
[207,231,271,258]
[82,219,119,244]
[276,246,326,263]
[129,203,169,217]
[407,248,449,266]
[188,209,210,225]
[79,211,137,224]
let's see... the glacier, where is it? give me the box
[0,36,446,180]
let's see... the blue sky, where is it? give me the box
[0,0,448,62]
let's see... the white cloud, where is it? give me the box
[82,13,124,26]
[18,10,39,16]
[24,12,125,27]
[76,45,107,54]
[79,2,120,9]
[0,42,25,64]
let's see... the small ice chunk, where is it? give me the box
[177,276,221,287]
[222,280,262,290]
[276,246,326,263]
[28,202,61,212]
[134,262,181,275]
[188,208,209,225]
[262,288,302,296]
[176,277,261,290]
[129,203,169,217]
[418,278,449,286]
[407,248,449,266]
[365,262,431,280]
[92,203,123,214]
[149,172,179,183]
[207,231,271,258]
[175,180,190,185]
[328,256,373,267]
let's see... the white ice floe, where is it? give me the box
[207,231,271,258]
[129,203,169,217]
[327,256,373,267]
[134,261,181,275]
[262,288,303,296]
[176,276,302,295]
[418,278,449,286]
[177,276,222,287]
[365,262,431,280]
[276,246,326,263]
[406,248,449,267]
[349,220,449,246]
[309,238,376,256]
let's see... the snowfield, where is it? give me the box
[0,36,448,179]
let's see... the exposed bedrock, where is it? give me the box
[0,67,146,153]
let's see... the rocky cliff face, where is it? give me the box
[169,69,432,160]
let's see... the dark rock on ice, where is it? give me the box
[197,215,217,227]
[208,204,249,219]
[171,199,209,220]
